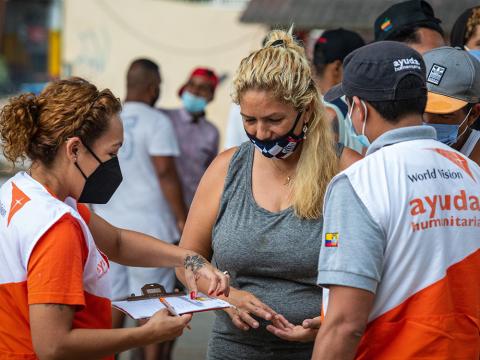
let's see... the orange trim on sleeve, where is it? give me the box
[27,213,88,307]
[77,203,91,224]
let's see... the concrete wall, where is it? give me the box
[62,0,267,146]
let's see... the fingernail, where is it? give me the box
[190,291,196,299]
[218,291,224,296]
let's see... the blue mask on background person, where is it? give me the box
[427,107,472,146]
[347,100,370,148]
[182,91,207,114]
[428,123,460,146]
[245,112,306,159]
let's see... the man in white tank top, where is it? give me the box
[312,41,480,359]
[423,47,480,166]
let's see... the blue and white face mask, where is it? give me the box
[246,112,307,159]
[427,107,473,146]
[347,100,370,148]
[181,91,208,114]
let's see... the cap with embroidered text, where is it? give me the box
[324,41,426,103]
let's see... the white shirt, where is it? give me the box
[460,129,480,157]
[93,102,180,243]
[224,103,248,149]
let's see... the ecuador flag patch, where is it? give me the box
[325,232,339,247]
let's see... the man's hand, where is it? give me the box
[302,316,321,330]
[266,314,320,343]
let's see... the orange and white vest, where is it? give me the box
[0,172,111,300]
[324,139,480,359]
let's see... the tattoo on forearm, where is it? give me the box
[184,255,206,273]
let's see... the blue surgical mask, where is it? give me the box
[181,91,207,114]
[347,100,370,148]
[246,112,307,159]
[427,107,472,146]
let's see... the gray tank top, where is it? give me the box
[207,142,323,360]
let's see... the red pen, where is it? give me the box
[159,297,192,330]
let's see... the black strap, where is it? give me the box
[270,39,285,48]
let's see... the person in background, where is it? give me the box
[0,77,229,360]
[313,28,365,154]
[373,0,445,54]
[311,41,480,359]
[451,6,480,50]
[93,59,187,360]
[224,103,248,149]
[160,68,219,208]
[423,47,480,166]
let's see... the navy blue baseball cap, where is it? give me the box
[374,0,443,42]
[324,41,427,102]
[314,28,365,65]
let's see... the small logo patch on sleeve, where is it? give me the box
[325,232,339,247]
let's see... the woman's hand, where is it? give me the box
[142,309,192,343]
[224,289,277,331]
[183,253,230,299]
[266,314,321,343]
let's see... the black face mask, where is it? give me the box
[75,143,123,204]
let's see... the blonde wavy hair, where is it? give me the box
[232,29,338,219]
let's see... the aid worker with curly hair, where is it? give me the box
[0,77,229,360]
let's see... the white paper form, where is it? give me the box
[164,294,231,315]
[112,298,166,319]
[112,293,231,320]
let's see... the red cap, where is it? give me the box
[178,67,219,97]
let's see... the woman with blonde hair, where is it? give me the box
[176,30,361,359]
[0,77,228,359]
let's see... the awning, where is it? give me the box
[240,0,480,32]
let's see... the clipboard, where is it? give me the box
[111,283,232,320]
[125,283,185,301]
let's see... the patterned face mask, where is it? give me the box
[245,112,307,159]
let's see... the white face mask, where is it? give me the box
[347,99,371,148]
